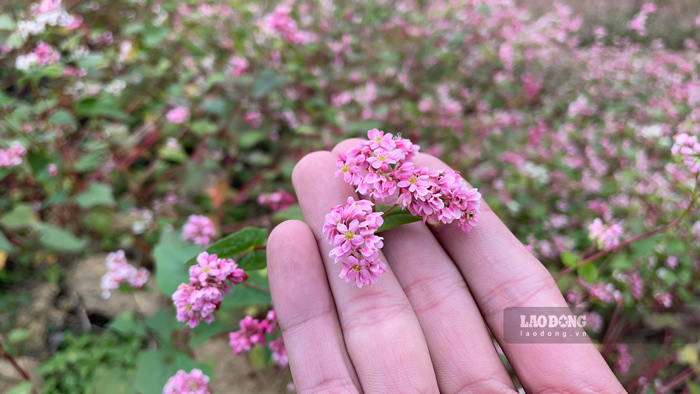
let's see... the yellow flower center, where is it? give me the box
[409,176,417,184]
[341,165,349,173]
[344,231,354,240]
[378,154,386,161]
[351,264,362,271]
[203,267,211,273]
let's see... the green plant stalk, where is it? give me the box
[555,196,696,281]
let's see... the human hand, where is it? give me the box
[267,139,626,393]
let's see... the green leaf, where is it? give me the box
[8,382,32,394]
[27,151,50,175]
[75,97,129,120]
[189,312,232,347]
[561,251,579,268]
[75,183,116,208]
[36,224,87,252]
[577,263,598,283]
[0,230,13,252]
[48,109,76,126]
[153,230,202,296]
[74,151,104,173]
[271,204,304,222]
[89,367,132,394]
[0,204,39,229]
[107,311,146,338]
[221,271,271,308]
[376,205,421,232]
[145,310,177,345]
[237,250,267,270]
[0,14,15,30]
[190,120,218,136]
[184,227,267,267]
[134,349,213,394]
[252,68,287,99]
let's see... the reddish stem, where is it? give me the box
[555,198,695,281]
[659,367,694,393]
[0,341,31,381]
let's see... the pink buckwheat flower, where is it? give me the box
[268,337,288,367]
[614,345,633,375]
[166,107,190,124]
[174,252,248,328]
[654,292,672,308]
[182,215,216,246]
[100,250,150,298]
[163,369,211,394]
[324,197,386,287]
[47,163,58,177]
[229,316,269,354]
[588,218,622,249]
[258,190,295,211]
[671,133,700,174]
[33,41,60,66]
[229,56,249,76]
[0,142,27,168]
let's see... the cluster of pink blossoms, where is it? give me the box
[626,3,656,37]
[163,369,210,394]
[229,310,287,367]
[100,250,149,299]
[671,133,700,174]
[166,106,190,124]
[588,218,623,250]
[336,129,482,232]
[257,190,295,211]
[173,252,248,328]
[324,197,386,287]
[0,142,26,168]
[182,215,216,246]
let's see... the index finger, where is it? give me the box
[412,153,625,393]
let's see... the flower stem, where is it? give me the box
[383,203,400,215]
[555,197,696,281]
[0,341,31,382]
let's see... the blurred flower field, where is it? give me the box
[1,0,700,393]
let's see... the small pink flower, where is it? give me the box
[0,142,27,168]
[229,56,249,77]
[654,292,672,308]
[229,316,267,354]
[588,218,622,249]
[47,163,58,177]
[33,42,60,66]
[163,369,211,394]
[244,110,262,128]
[166,107,190,124]
[614,345,633,375]
[696,13,700,27]
[258,190,295,211]
[100,250,150,298]
[182,215,216,246]
[268,337,288,367]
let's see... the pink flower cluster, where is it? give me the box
[588,218,623,250]
[100,250,149,299]
[0,142,26,168]
[166,107,190,124]
[163,369,210,394]
[626,3,656,36]
[257,190,295,211]
[228,56,249,77]
[614,344,633,375]
[229,310,287,367]
[336,129,482,232]
[260,5,315,45]
[182,215,216,246]
[173,252,248,328]
[324,197,386,287]
[671,133,700,174]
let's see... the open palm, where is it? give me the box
[267,139,625,393]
